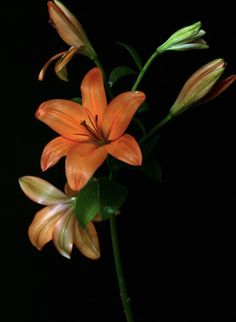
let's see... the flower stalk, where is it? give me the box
[132,50,160,91]
[110,214,135,322]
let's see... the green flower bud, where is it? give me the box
[157,21,208,53]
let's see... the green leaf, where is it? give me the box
[116,42,143,70]
[111,158,127,172]
[141,135,160,158]
[109,66,137,87]
[133,117,146,137]
[137,101,149,113]
[98,177,128,220]
[71,97,82,104]
[75,180,99,227]
[140,158,162,182]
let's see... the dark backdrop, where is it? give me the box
[5,0,236,321]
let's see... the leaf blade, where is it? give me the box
[75,180,100,227]
[98,177,128,220]
[109,66,137,87]
[116,41,143,70]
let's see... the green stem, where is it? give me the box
[110,214,135,322]
[132,49,161,91]
[140,113,173,144]
[95,56,135,321]
[93,56,114,99]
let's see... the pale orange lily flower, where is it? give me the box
[19,176,100,259]
[36,67,145,191]
[38,0,96,81]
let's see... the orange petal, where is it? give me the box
[73,219,100,259]
[28,204,67,250]
[102,91,145,140]
[48,1,85,48]
[52,209,74,259]
[66,143,107,190]
[81,67,107,127]
[41,136,76,171]
[19,176,68,205]
[54,46,78,80]
[38,51,66,81]
[105,134,142,166]
[36,99,88,141]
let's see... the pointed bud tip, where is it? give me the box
[133,91,146,100]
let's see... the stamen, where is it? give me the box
[86,112,98,131]
[80,120,100,140]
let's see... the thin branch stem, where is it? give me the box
[140,113,173,144]
[110,214,135,322]
[132,49,161,91]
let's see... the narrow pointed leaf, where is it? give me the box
[108,66,137,87]
[111,158,127,172]
[140,158,162,182]
[140,135,160,158]
[75,180,99,227]
[137,101,149,113]
[116,42,143,70]
[71,97,82,104]
[133,117,146,137]
[98,177,128,220]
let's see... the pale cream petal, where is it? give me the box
[19,176,68,205]
[52,208,75,259]
[28,204,68,250]
[73,219,100,259]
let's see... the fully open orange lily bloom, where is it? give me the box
[38,0,96,81]
[36,67,145,191]
[19,176,100,259]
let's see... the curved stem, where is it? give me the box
[93,56,114,99]
[110,214,135,322]
[140,113,173,144]
[132,49,161,91]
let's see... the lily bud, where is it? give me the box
[38,0,96,81]
[157,21,208,53]
[170,58,226,116]
[49,0,96,58]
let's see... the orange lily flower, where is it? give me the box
[36,67,145,191]
[38,0,96,81]
[19,176,100,259]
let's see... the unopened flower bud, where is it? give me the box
[157,21,208,53]
[170,58,226,116]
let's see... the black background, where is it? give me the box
[5,0,236,321]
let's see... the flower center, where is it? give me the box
[80,114,107,145]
